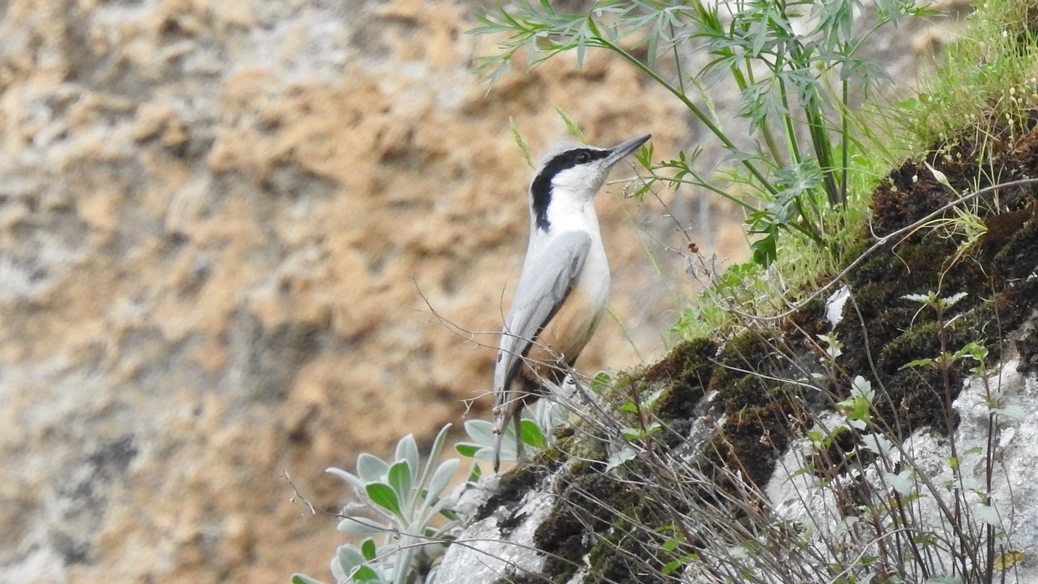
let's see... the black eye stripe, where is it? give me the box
[529,148,610,231]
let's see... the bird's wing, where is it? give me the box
[494,231,591,398]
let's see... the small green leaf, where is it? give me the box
[401,422,454,516]
[605,445,637,471]
[326,467,365,492]
[388,462,411,516]
[336,545,366,574]
[975,503,1002,527]
[357,453,389,483]
[819,333,844,359]
[337,517,388,536]
[590,371,612,394]
[902,292,934,304]
[427,458,461,502]
[454,443,479,457]
[914,533,938,545]
[463,419,497,445]
[292,574,327,584]
[426,423,452,465]
[350,565,380,582]
[895,96,920,110]
[621,427,638,440]
[850,376,873,402]
[360,538,377,561]
[641,388,665,408]
[900,358,934,370]
[621,425,660,440]
[883,469,914,495]
[520,418,545,448]
[790,465,815,478]
[751,232,777,266]
[860,433,892,456]
[387,461,412,513]
[395,434,419,478]
[940,291,968,308]
[727,544,750,560]
[366,483,402,519]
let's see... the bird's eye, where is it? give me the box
[575,152,590,164]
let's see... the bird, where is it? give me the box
[492,133,651,472]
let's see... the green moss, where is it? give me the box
[543,433,602,470]
[599,369,649,415]
[878,322,943,375]
[648,338,715,422]
[709,329,776,392]
[533,467,629,583]
[993,223,1038,279]
[721,376,776,411]
[583,510,671,584]
[788,296,828,338]
[644,338,716,383]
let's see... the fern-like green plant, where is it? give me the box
[472,0,934,264]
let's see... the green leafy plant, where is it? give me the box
[454,376,594,463]
[292,425,472,584]
[455,413,546,465]
[472,0,932,265]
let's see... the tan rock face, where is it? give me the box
[0,0,702,581]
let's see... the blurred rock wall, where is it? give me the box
[0,0,960,581]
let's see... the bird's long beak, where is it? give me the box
[605,134,651,167]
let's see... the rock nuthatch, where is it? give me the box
[492,134,651,471]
